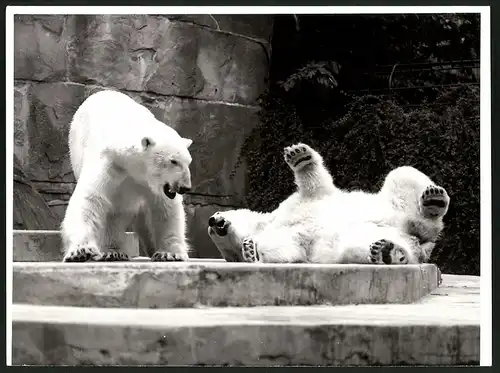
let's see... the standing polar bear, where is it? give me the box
[208,143,450,265]
[61,90,193,262]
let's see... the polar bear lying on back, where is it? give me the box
[208,143,450,264]
[61,90,193,262]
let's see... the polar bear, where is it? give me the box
[61,90,193,262]
[208,143,450,265]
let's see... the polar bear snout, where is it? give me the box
[178,186,191,194]
[208,213,230,236]
[208,216,225,228]
[208,216,216,227]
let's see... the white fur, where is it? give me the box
[61,90,193,262]
[208,143,450,265]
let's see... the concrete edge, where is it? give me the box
[13,262,441,308]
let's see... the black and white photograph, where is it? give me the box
[6,6,491,366]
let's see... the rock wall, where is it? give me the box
[14,14,273,258]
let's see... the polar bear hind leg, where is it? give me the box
[322,223,419,265]
[367,226,420,264]
[369,239,408,264]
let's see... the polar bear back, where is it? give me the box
[69,90,183,179]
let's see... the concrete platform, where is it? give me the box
[11,274,480,366]
[13,261,440,308]
[13,230,140,261]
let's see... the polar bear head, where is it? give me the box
[134,133,193,199]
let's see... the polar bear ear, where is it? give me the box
[183,138,193,149]
[141,137,155,151]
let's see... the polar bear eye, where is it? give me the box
[170,159,179,166]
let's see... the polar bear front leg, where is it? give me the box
[241,228,308,263]
[99,212,133,262]
[283,143,337,197]
[150,196,190,262]
[61,161,126,262]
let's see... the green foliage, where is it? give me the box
[278,60,341,92]
[239,85,480,275]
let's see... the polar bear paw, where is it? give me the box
[284,143,317,171]
[98,251,129,262]
[208,212,231,236]
[63,244,102,262]
[242,237,260,263]
[420,185,450,218]
[151,251,188,262]
[369,239,408,265]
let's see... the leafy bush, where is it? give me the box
[238,84,480,275]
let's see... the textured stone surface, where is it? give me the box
[11,275,480,366]
[66,15,268,105]
[14,15,70,81]
[166,14,274,41]
[14,83,31,169]
[15,15,270,105]
[13,231,61,262]
[13,262,440,308]
[13,230,139,262]
[20,82,87,182]
[13,157,60,231]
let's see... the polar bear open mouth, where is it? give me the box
[208,215,230,236]
[293,155,312,167]
[163,184,177,199]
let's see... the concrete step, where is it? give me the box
[11,275,480,366]
[13,230,140,261]
[13,261,440,308]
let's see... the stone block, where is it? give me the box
[14,15,70,81]
[13,231,62,262]
[11,274,480,366]
[13,230,139,262]
[13,262,441,308]
[68,15,269,105]
[165,14,274,42]
[14,82,31,169]
[30,181,74,224]
[22,82,87,182]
